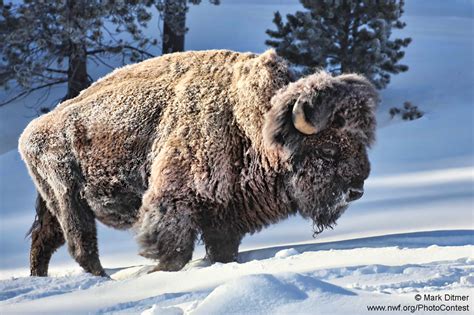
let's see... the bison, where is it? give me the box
[19,49,378,277]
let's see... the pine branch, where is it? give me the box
[87,45,155,58]
[90,54,115,69]
[0,79,67,107]
[45,68,68,74]
[122,45,156,58]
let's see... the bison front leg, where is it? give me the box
[202,227,242,264]
[136,207,197,272]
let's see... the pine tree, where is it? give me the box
[0,0,222,108]
[0,0,157,107]
[266,0,412,89]
[390,101,423,121]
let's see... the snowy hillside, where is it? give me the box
[0,0,473,314]
[1,231,473,314]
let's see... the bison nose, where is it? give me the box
[347,188,364,202]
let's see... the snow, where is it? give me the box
[0,232,473,314]
[274,248,300,259]
[0,0,473,314]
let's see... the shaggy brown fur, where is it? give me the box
[19,49,378,276]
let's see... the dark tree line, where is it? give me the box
[1,0,420,120]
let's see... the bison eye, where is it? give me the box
[320,145,339,159]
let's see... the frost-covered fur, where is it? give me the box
[19,49,378,276]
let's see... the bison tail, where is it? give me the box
[25,193,48,239]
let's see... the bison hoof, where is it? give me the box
[147,265,162,274]
[148,260,187,273]
[88,269,110,278]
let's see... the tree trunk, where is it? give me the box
[162,0,186,54]
[62,0,90,101]
[339,2,352,74]
[64,44,90,101]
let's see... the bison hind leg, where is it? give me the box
[29,193,65,277]
[35,165,106,277]
[60,185,108,277]
[20,121,107,277]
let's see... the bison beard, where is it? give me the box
[19,49,378,276]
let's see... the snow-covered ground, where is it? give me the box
[1,231,473,314]
[0,0,473,314]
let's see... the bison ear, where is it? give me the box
[292,93,333,135]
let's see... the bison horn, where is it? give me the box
[292,96,318,135]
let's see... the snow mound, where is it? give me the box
[192,274,307,314]
[190,273,355,314]
[274,248,299,258]
[278,273,356,296]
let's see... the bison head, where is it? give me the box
[263,71,378,233]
